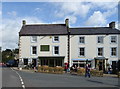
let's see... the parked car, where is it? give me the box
[6,60,18,67]
[0,63,6,67]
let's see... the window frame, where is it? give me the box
[53,36,59,43]
[79,47,85,57]
[53,46,59,55]
[40,45,50,52]
[79,36,85,44]
[31,36,37,43]
[97,47,104,57]
[97,36,104,44]
[110,36,117,44]
[111,47,117,57]
[31,46,37,55]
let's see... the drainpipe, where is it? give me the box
[65,18,70,68]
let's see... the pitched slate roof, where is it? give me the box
[19,24,67,36]
[70,27,120,35]
[19,24,120,36]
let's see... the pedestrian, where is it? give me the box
[65,64,68,73]
[85,64,91,78]
[74,65,78,72]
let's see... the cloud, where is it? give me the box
[33,8,42,15]
[85,11,107,26]
[90,2,118,10]
[7,11,17,16]
[55,2,91,18]
[103,8,118,18]
[2,17,43,50]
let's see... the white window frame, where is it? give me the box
[110,36,117,44]
[53,36,59,43]
[31,46,37,55]
[79,47,85,57]
[31,36,37,43]
[111,47,117,57]
[79,36,85,44]
[53,46,59,55]
[97,47,104,57]
[97,36,104,44]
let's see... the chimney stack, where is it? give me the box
[109,22,115,29]
[22,20,26,26]
[65,18,69,27]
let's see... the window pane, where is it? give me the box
[31,36,37,42]
[98,36,103,43]
[24,59,28,65]
[54,46,59,54]
[54,36,59,41]
[41,45,49,51]
[79,37,84,43]
[32,46,37,54]
[98,48,103,56]
[79,48,85,56]
[111,47,117,56]
[111,36,117,43]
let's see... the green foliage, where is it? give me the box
[2,49,15,63]
[38,66,64,74]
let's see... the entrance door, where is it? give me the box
[99,62,103,70]
[112,61,117,74]
[32,59,37,67]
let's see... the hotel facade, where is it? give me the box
[19,19,120,72]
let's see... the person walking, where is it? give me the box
[85,64,91,78]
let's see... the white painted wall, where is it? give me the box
[19,35,68,63]
[70,35,119,67]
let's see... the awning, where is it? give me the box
[72,59,93,61]
[94,57,108,60]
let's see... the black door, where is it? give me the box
[99,62,102,71]
[32,59,37,67]
[112,61,117,74]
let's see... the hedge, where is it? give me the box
[38,66,64,74]
[71,68,103,77]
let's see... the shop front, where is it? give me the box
[94,57,108,72]
[71,59,93,68]
[38,56,64,67]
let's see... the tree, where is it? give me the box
[2,49,14,63]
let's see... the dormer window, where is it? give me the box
[53,36,59,42]
[31,36,37,42]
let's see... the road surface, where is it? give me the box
[2,67,119,89]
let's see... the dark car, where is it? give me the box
[6,60,18,67]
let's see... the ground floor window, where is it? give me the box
[24,59,28,65]
[72,60,91,68]
[39,57,64,67]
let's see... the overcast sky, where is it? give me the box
[1,1,120,50]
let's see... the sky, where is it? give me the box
[1,1,120,50]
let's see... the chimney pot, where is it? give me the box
[22,20,26,26]
[109,22,115,29]
[65,18,69,27]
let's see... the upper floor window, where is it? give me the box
[111,47,117,57]
[31,46,37,55]
[97,36,104,44]
[40,45,50,51]
[111,36,117,43]
[79,47,85,57]
[98,47,103,56]
[53,36,59,42]
[31,36,37,42]
[53,46,59,55]
[79,37,85,44]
